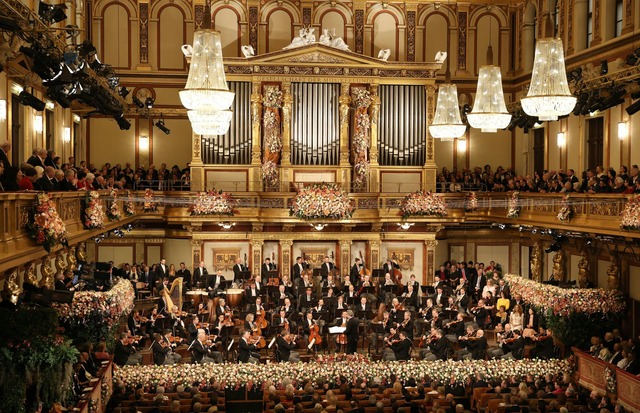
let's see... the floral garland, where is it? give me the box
[263,88,284,109]
[352,88,372,108]
[352,89,372,191]
[620,195,640,230]
[604,366,616,394]
[556,194,574,222]
[190,190,235,216]
[289,183,355,220]
[143,189,157,212]
[400,191,447,219]
[262,160,279,188]
[464,192,478,212]
[124,190,136,217]
[83,191,106,229]
[262,87,284,189]
[503,274,626,316]
[51,278,135,329]
[507,191,521,218]
[106,189,122,221]
[114,357,569,391]
[26,193,69,252]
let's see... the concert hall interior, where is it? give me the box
[1,0,640,412]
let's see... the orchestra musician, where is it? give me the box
[245,279,262,307]
[419,329,450,361]
[488,323,514,358]
[232,257,247,283]
[128,310,143,336]
[470,299,491,329]
[350,258,363,287]
[274,284,291,305]
[382,259,400,276]
[343,310,360,354]
[500,329,525,360]
[215,298,229,318]
[207,270,225,297]
[238,330,260,364]
[454,324,479,359]
[188,316,201,342]
[281,298,295,317]
[356,296,372,314]
[321,256,334,280]
[434,265,448,284]
[443,312,466,342]
[333,295,347,318]
[458,329,488,360]
[190,330,223,364]
[530,328,555,359]
[274,308,292,332]
[276,329,301,362]
[291,256,306,280]
[433,285,448,307]
[114,333,142,366]
[152,332,179,365]
[298,287,317,312]
[261,258,276,284]
[400,284,418,310]
[176,262,192,289]
[406,273,420,291]
[382,330,412,361]
[371,310,392,348]
[397,311,414,339]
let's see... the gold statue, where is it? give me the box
[66,246,78,271]
[55,251,67,273]
[77,242,86,262]
[530,242,541,282]
[551,250,565,282]
[3,268,20,304]
[607,255,620,290]
[39,257,55,289]
[577,252,591,288]
[24,262,37,287]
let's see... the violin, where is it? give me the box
[223,309,234,327]
[134,314,149,323]
[285,333,298,344]
[419,333,437,348]
[168,335,184,344]
[126,335,142,345]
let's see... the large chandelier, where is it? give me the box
[429,84,466,140]
[521,37,576,121]
[180,29,234,135]
[467,46,511,133]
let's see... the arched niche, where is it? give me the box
[156,5,187,70]
[100,2,131,69]
[213,6,243,57]
[366,5,405,61]
[469,7,509,74]
[416,5,456,66]
[260,1,301,54]
[313,4,353,50]
[523,2,537,71]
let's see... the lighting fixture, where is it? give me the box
[180,27,235,136]
[618,122,628,140]
[11,83,24,95]
[45,101,55,110]
[600,60,608,75]
[0,100,5,121]
[217,222,236,230]
[429,84,466,139]
[118,87,130,98]
[457,138,467,152]
[521,37,576,121]
[155,118,171,135]
[467,46,511,132]
[132,96,144,108]
[145,97,154,109]
[310,223,326,231]
[73,114,81,123]
[34,115,43,133]
[139,135,149,150]
[556,132,566,147]
[19,91,46,111]
[114,114,130,130]
[627,99,640,116]
[38,1,67,24]
[63,127,71,142]
[397,222,414,230]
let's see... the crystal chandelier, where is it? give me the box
[467,46,511,132]
[429,84,466,139]
[180,27,235,135]
[521,37,576,121]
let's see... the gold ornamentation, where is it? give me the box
[530,242,541,282]
[388,250,414,271]
[39,257,55,289]
[424,240,438,248]
[60,199,79,221]
[588,202,617,216]
[55,251,67,273]
[212,249,241,272]
[301,249,331,268]
[3,267,20,304]
[67,246,78,271]
[77,242,86,262]
[24,262,37,286]
[578,252,591,288]
[607,255,620,290]
[284,52,349,64]
[551,250,565,282]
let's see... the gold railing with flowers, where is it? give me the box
[26,193,69,252]
[556,194,574,222]
[400,191,447,219]
[106,189,122,221]
[189,190,235,216]
[620,195,640,230]
[289,183,355,220]
[507,191,520,218]
[143,188,157,212]
[464,192,478,212]
[83,191,106,229]
[114,356,569,390]
[124,190,136,217]
[352,88,372,192]
[262,87,284,190]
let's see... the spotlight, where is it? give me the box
[518,226,524,232]
[38,1,67,24]
[118,87,130,98]
[132,96,144,108]
[545,242,561,253]
[114,114,131,130]
[498,224,506,230]
[0,15,21,31]
[18,91,46,111]
[145,97,154,109]
[600,60,608,76]
[78,40,97,60]
[94,237,102,243]
[627,99,640,116]
[155,119,170,135]
[532,229,538,234]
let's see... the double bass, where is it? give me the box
[359,251,371,278]
[390,254,404,296]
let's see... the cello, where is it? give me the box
[308,321,323,345]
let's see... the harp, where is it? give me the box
[161,277,183,314]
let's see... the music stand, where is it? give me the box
[372,269,385,281]
[360,286,376,297]
[312,268,323,278]
[221,280,233,290]
[239,270,252,281]
[264,270,278,279]
[346,295,357,306]
[383,285,396,294]
[45,289,75,304]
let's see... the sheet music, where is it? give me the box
[328,326,346,334]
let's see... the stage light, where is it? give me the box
[627,99,640,116]
[118,87,130,98]
[114,114,131,130]
[18,91,46,111]
[38,1,67,24]
[145,97,154,109]
[600,60,608,75]
[132,96,144,108]
[155,119,170,135]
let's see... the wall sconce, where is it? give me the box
[618,122,628,140]
[557,132,566,147]
[73,114,81,123]
[139,135,149,151]
[34,114,43,133]
[63,127,71,142]
[457,139,467,152]
[45,101,55,110]
[0,100,6,121]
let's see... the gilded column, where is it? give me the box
[137,0,151,70]
[530,241,542,282]
[425,240,438,286]
[369,83,380,191]
[339,240,352,280]
[510,242,520,276]
[248,4,259,51]
[339,82,351,168]
[250,239,264,279]
[423,84,437,191]
[455,7,469,76]
[369,240,381,270]
[622,0,634,34]
[190,131,204,191]
[250,82,263,191]
[406,7,416,62]
[190,240,202,270]
[354,2,365,55]
[590,0,602,46]
[39,256,54,289]
[280,82,292,184]
[280,239,293,278]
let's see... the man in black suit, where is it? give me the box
[207,270,225,297]
[35,166,56,191]
[501,329,525,360]
[193,261,208,287]
[27,148,46,169]
[156,258,168,280]
[276,330,300,362]
[470,269,487,301]
[191,331,222,363]
[238,330,259,363]
[382,330,412,361]
[291,256,305,280]
[176,262,192,289]
[297,287,316,312]
[59,169,77,191]
[383,259,400,276]
[114,333,142,366]
[433,286,448,307]
[151,333,174,365]
[350,258,362,286]
[459,329,488,360]
[344,310,359,354]
[321,256,334,279]
[434,265,448,284]
[421,329,450,361]
[261,258,276,283]
[232,257,246,282]
[0,141,11,170]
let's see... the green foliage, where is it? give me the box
[543,309,620,349]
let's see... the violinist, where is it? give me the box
[128,310,143,336]
[276,329,300,362]
[191,330,223,364]
[312,299,328,327]
[455,324,478,359]
[458,329,488,360]
[152,332,179,365]
[444,312,466,341]
[433,285,448,307]
[333,294,347,317]
[396,311,414,339]
[488,323,513,358]
[382,259,400,276]
[420,329,450,361]
[470,298,491,329]
[188,316,202,342]
[281,298,294,317]
[215,298,229,318]
[500,329,525,360]
[238,330,260,364]
[207,270,225,298]
[114,333,142,366]
[382,330,411,361]
[530,328,555,359]
[415,298,436,336]
[147,307,164,334]
[301,312,318,338]
[274,309,292,332]
[455,287,470,315]
[245,279,261,308]
[274,284,291,304]
[400,284,418,310]
[371,310,392,348]
[211,314,231,349]
[172,310,188,339]
[429,308,443,331]
[244,313,259,334]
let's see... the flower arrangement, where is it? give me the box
[503,274,626,316]
[400,191,447,219]
[124,190,136,216]
[26,193,69,252]
[263,88,283,109]
[143,188,157,212]
[465,192,478,212]
[106,189,122,221]
[352,88,372,192]
[83,191,106,229]
[620,195,640,230]
[51,278,135,329]
[604,366,616,394]
[289,183,355,220]
[114,357,569,391]
[190,190,235,216]
[507,191,520,218]
[352,88,372,108]
[556,194,574,222]
[262,87,284,190]
[262,160,279,188]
